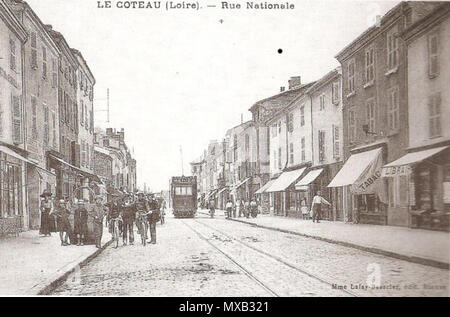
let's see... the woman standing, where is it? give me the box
[73,199,88,246]
[39,190,53,236]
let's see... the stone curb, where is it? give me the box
[27,239,113,295]
[226,217,449,270]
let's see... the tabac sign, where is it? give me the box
[351,149,388,203]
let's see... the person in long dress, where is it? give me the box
[39,190,53,236]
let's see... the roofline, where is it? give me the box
[335,1,405,62]
[0,0,28,42]
[8,0,61,55]
[46,27,78,67]
[264,81,316,125]
[71,48,96,84]
[400,2,450,43]
[305,67,341,95]
[248,83,311,112]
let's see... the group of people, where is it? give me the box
[39,189,166,249]
[39,189,109,248]
[223,198,259,219]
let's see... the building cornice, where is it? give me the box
[0,1,27,42]
[400,2,450,44]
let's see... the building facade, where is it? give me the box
[7,0,61,228]
[332,1,441,226]
[0,0,28,231]
[382,2,450,231]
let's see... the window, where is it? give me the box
[278,147,281,170]
[273,150,277,170]
[333,125,340,159]
[86,146,90,169]
[52,59,57,88]
[233,135,237,162]
[12,95,22,144]
[10,38,16,71]
[289,143,294,164]
[52,112,56,148]
[31,96,37,139]
[278,121,281,133]
[271,124,277,137]
[365,47,375,83]
[245,134,249,152]
[300,105,305,126]
[387,30,399,70]
[332,81,340,104]
[348,109,356,143]
[81,141,86,167]
[428,32,439,78]
[80,100,84,125]
[43,105,49,145]
[366,98,376,134]
[85,105,89,130]
[31,32,37,69]
[388,86,399,132]
[319,94,325,111]
[42,47,47,79]
[347,59,355,94]
[288,113,294,132]
[266,129,270,155]
[301,137,306,162]
[428,92,441,138]
[318,130,325,163]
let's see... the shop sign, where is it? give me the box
[381,165,411,177]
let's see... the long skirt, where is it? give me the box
[39,209,52,235]
[94,221,103,246]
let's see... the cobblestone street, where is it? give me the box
[52,212,449,296]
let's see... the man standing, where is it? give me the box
[51,199,72,246]
[310,191,331,223]
[148,195,160,244]
[74,199,88,246]
[135,192,149,241]
[92,196,108,248]
[225,199,233,219]
[122,194,136,246]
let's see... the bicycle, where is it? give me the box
[110,216,123,248]
[136,211,151,246]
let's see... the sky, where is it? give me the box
[25,0,399,191]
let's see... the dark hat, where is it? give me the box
[40,190,52,197]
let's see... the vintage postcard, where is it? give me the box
[0,0,449,301]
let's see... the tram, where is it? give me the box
[170,176,197,218]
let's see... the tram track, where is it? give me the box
[181,220,279,296]
[182,218,358,297]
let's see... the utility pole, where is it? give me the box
[107,88,110,123]
[180,145,184,176]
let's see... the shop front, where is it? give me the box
[255,179,276,214]
[0,146,28,236]
[382,145,450,231]
[265,167,306,217]
[216,186,229,210]
[328,147,388,225]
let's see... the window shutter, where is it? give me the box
[11,95,22,144]
[428,34,439,77]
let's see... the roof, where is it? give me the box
[249,83,313,113]
[264,81,316,125]
[71,48,96,84]
[306,67,341,95]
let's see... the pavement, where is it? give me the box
[0,229,111,295]
[201,210,450,269]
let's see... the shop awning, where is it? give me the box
[217,187,228,195]
[384,146,448,168]
[328,147,382,188]
[48,154,101,182]
[295,169,323,189]
[255,179,276,194]
[0,145,32,163]
[205,189,218,201]
[266,167,306,192]
[234,177,250,190]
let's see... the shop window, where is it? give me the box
[358,194,377,213]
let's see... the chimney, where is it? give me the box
[241,114,243,124]
[288,76,302,90]
[280,86,285,92]
[106,128,113,136]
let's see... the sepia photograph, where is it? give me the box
[0,0,449,302]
